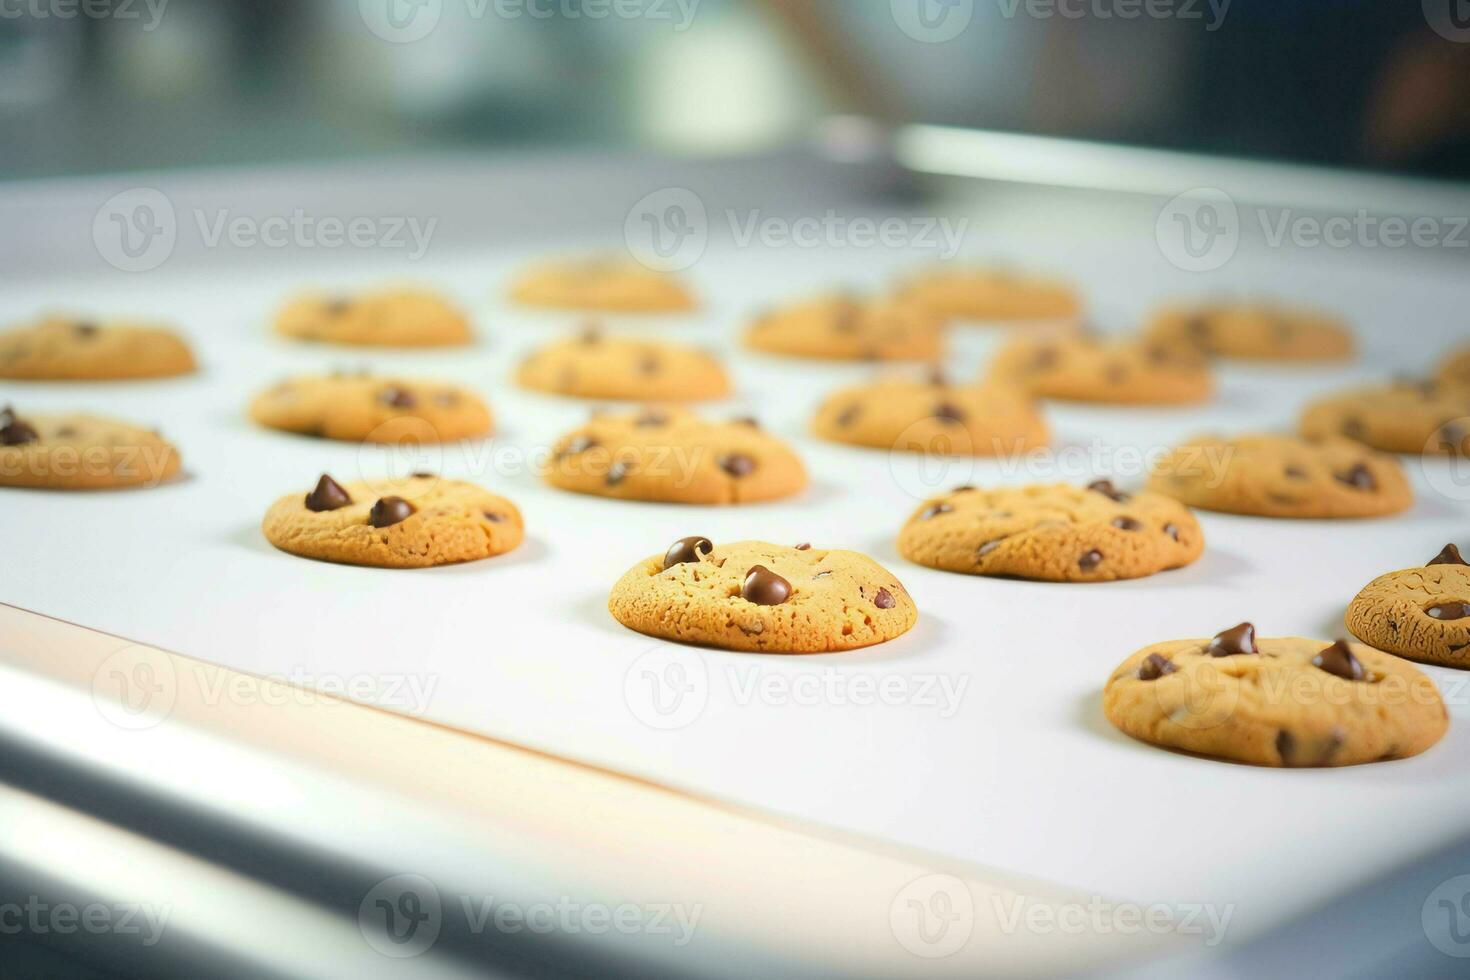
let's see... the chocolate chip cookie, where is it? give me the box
[897,481,1203,581]
[1147,433,1412,518]
[811,376,1048,455]
[608,538,917,652]
[1145,301,1354,361]
[0,316,195,380]
[743,294,944,361]
[1346,544,1470,669]
[509,256,695,313]
[249,373,492,443]
[1299,380,1470,455]
[274,288,472,347]
[515,328,729,401]
[262,474,523,568]
[0,405,181,490]
[895,266,1081,322]
[1103,624,1447,766]
[546,409,805,504]
[987,335,1213,405]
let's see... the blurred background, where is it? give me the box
[2,0,1469,181]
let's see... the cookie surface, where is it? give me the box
[0,316,195,380]
[1147,433,1412,518]
[987,335,1212,405]
[1299,380,1470,455]
[608,538,917,652]
[1437,347,1470,387]
[515,329,729,402]
[811,377,1048,455]
[0,406,181,490]
[249,373,492,443]
[895,266,1080,321]
[509,257,695,313]
[897,481,1203,581]
[743,294,944,361]
[1103,626,1447,767]
[546,408,805,504]
[274,289,471,347]
[1346,545,1470,668]
[262,474,522,568]
[1145,302,1353,361]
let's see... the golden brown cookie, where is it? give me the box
[897,480,1203,581]
[261,474,523,568]
[608,538,917,653]
[1103,624,1447,767]
[274,289,472,347]
[895,266,1080,322]
[743,294,944,362]
[0,316,195,380]
[0,405,181,490]
[1299,380,1470,455]
[1147,433,1412,519]
[1437,347,1470,387]
[509,257,695,313]
[1145,302,1354,361]
[249,373,492,443]
[515,327,729,401]
[1345,544,1470,669]
[545,408,805,504]
[987,335,1212,405]
[811,375,1048,455]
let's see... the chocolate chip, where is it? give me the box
[368,496,415,527]
[731,416,760,428]
[933,402,965,424]
[1208,622,1257,657]
[1284,465,1307,479]
[638,353,660,375]
[663,536,713,569]
[325,298,351,315]
[741,565,792,605]
[718,453,756,478]
[1079,550,1103,571]
[411,471,434,478]
[927,367,947,387]
[578,324,602,344]
[559,435,597,458]
[378,387,416,409]
[952,485,976,493]
[483,511,505,522]
[1312,640,1366,681]
[1086,479,1129,502]
[1276,730,1296,765]
[0,406,38,446]
[1163,523,1180,541]
[1030,347,1059,371]
[1429,544,1469,566]
[836,404,861,427]
[1340,417,1366,440]
[73,321,98,338]
[1137,653,1176,681]
[977,538,1004,556]
[795,542,811,550]
[1426,602,1470,621]
[1112,517,1142,531]
[920,502,953,520]
[634,411,668,427]
[1187,315,1212,342]
[1335,463,1375,491]
[832,301,860,333]
[874,588,896,609]
[304,474,352,512]
[55,426,77,438]
[606,459,631,486]
[1104,363,1128,384]
[1438,423,1467,455]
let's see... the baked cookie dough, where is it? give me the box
[262,474,522,568]
[608,538,917,652]
[0,315,195,380]
[743,294,944,362]
[274,289,472,347]
[0,405,181,490]
[249,373,492,443]
[1145,302,1354,361]
[515,328,729,402]
[1346,544,1470,669]
[546,408,805,504]
[1103,625,1447,766]
[1437,347,1470,388]
[812,376,1048,455]
[1147,433,1412,519]
[1299,380,1470,455]
[897,480,1203,581]
[987,335,1212,405]
[509,257,695,313]
[895,266,1080,322]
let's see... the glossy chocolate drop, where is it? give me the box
[663,536,713,569]
[1208,622,1257,657]
[741,565,792,605]
[368,496,415,528]
[304,474,352,512]
[1312,640,1366,681]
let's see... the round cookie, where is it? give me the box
[262,474,523,568]
[274,289,472,347]
[897,480,1203,581]
[0,406,181,490]
[987,335,1212,405]
[0,316,195,380]
[1299,380,1470,455]
[1146,433,1412,519]
[811,376,1048,455]
[1145,302,1353,361]
[249,373,492,443]
[515,328,729,402]
[1103,624,1447,767]
[509,257,695,313]
[1345,544,1470,669]
[894,266,1080,322]
[546,408,805,504]
[1437,347,1470,387]
[608,538,917,653]
[743,294,944,362]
